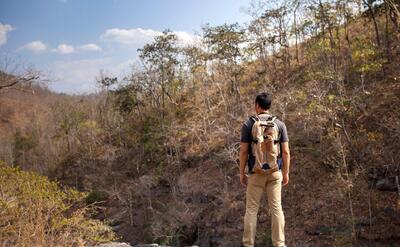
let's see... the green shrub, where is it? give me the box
[86,190,109,205]
[351,35,385,74]
[0,162,115,246]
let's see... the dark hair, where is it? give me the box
[255,92,272,110]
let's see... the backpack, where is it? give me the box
[249,114,281,174]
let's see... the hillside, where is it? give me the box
[1,0,400,246]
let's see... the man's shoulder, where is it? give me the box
[273,117,289,142]
[273,118,287,128]
[243,116,255,128]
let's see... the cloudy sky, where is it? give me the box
[0,0,250,94]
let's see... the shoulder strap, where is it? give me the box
[249,116,259,144]
[250,115,258,122]
[271,117,283,158]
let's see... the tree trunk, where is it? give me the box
[294,2,300,64]
[385,3,392,62]
[364,0,381,46]
[319,0,337,71]
[161,65,165,119]
[386,0,400,33]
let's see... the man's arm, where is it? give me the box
[281,142,290,186]
[239,142,249,186]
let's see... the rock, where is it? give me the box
[305,225,333,235]
[376,177,398,191]
[305,224,350,236]
[208,236,224,247]
[135,244,191,247]
[133,244,160,247]
[96,243,133,247]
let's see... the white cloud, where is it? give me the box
[78,43,102,52]
[101,28,160,45]
[100,28,200,46]
[19,40,47,53]
[0,23,15,47]
[19,42,102,54]
[53,43,74,54]
[48,57,134,94]
[174,31,202,46]
[49,58,109,94]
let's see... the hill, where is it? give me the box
[1,0,400,246]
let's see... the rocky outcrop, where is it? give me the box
[96,243,132,247]
[96,243,199,247]
[376,177,398,191]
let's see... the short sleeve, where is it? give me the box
[279,122,289,143]
[240,119,253,143]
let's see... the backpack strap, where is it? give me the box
[269,117,283,158]
[250,115,258,122]
[249,116,258,144]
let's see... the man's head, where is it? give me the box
[255,92,272,113]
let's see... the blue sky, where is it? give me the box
[0,0,251,94]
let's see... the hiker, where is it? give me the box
[239,92,290,247]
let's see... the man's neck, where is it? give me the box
[256,110,269,115]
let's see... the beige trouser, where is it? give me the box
[243,171,285,247]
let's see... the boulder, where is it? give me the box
[96,243,133,247]
[376,177,398,191]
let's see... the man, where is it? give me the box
[239,92,290,247]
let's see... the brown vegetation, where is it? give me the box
[0,0,400,246]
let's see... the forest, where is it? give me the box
[0,0,399,246]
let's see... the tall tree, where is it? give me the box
[138,30,180,118]
[384,0,400,32]
[202,23,246,100]
[363,0,382,46]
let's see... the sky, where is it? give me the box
[0,0,251,94]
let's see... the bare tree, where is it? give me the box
[0,56,41,93]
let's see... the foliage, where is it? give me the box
[351,35,385,73]
[12,128,38,166]
[85,190,109,205]
[138,30,180,117]
[0,162,115,246]
[202,23,246,62]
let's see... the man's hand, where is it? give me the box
[240,173,248,187]
[282,172,289,186]
[281,142,290,186]
[239,142,249,187]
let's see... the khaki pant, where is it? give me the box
[243,171,285,247]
